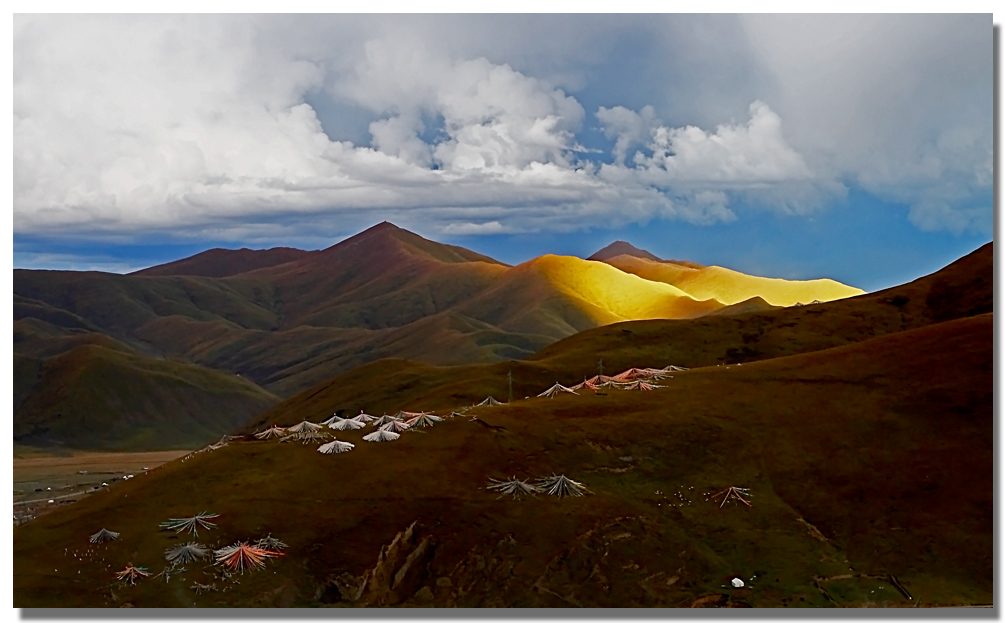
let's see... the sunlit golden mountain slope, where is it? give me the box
[602,254,864,306]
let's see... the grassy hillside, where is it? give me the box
[14,344,279,451]
[602,254,865,306]
[14,223,871,402]
[12,313,991,607]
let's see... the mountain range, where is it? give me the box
[13,223,864,451]
[12,238,992,607]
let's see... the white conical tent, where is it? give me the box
[405,413,442,428]
[371,414,401,427]
[362,429,400,442]
[286,421,322,433]
[536,474,590,497]
[165,542,211,564]
[380,419,411,433]
[89,528,119,543]
[317,440,355,454]
[486,477,541,499]
[394,410,423,420]
[320,413,345,426]
[350,411,376,424]
[328,417,365,431]
[254,426,286,440]
[476,396,505,407]
[618,380,657,391]
[537,383,579,398]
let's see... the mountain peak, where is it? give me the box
[588,241,662,263]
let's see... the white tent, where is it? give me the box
[405,413,443,428]
[282,429,331,443]
[317,440,355,454]
[371,414,401,427]
[536,474,590,497]
[89,528,119,543]
[253,426,286,440]
[286,421,322,433]
[380,419,412,433]
[486,477,541,498]
[616,380,658,391]
[476,396,505,407]
[362,429,400,443]
[328,417,365,431]
[350,411,377,424]
[537,383,579,398]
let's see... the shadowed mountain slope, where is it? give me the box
[13,309,991,607]
[130,247,316,278]
[14,343,279,451]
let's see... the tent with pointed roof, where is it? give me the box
[476,396,505,407]
[380,419,411,433]
[486,477,541,499]
[318,440,355,454]
[165,542,211,565]
[363,429,400,442]
[618,380,658,391]
[350,411,376,424]
[286,421,322,433]
[214,542,283,573]
[89,528,119,544]
[612,368,658,382]
[327,417,365,431]
[115,564,150,585]
[159,512,219,536]
[538,383,579,398]
[536,474,590,497]
[405,413,442,428]
[371,414,401,427]
[570,379,599,391]
[254,425,286,440]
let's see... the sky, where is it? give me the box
[10,13,996,292]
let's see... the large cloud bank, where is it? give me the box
[13,14,991,243]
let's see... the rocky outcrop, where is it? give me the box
[353,520,438,606]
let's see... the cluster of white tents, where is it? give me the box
[253,409,447,453]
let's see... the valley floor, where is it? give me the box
[13,450,190,526]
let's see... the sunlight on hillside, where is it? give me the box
[605,255,865,307]
[531,255,721,322]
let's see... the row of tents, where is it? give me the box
[250,364,687,447]
[253,410,448,450]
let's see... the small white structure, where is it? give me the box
[380,419,412,433]
[405,413,442,428]
[327,417,365,431]
[731,578,745,588]
[253,426,285,440]
[286,421,323,433]
[371,414,401,427]
[350,412,377,424]
[537,383,579,398]
[362,430,400,443]
[317,440,355,454]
